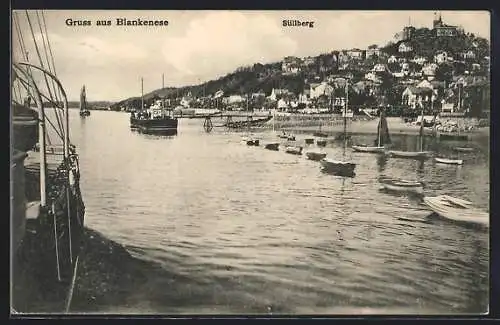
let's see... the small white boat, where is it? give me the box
[435,157,463,165]
[306,151,327,161]
[453,147,474,153]
[320,158,356,176]
[379,176,424,195]
[386,150,432,159]
[285,146,303,155]
[423,195,489,227]
[352,145,385,153]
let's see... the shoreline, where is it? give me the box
[262,117,490,141]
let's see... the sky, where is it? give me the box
[12,10,490,101]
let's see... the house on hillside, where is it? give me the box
[346,48,366,61]
[268,88,291,101]
[402,86,433,109]
[398,42,413,54]
[422,63,438,80]
[411,56,427,66]
[366,46,381,58]
[251,91,266,99]
[281,56,303,75]
[433,12,461,37]
[303,56,316,66]
[460,50,476,61]
[388,55,398,64]
[373,64,388,73]
[309,82,334,99]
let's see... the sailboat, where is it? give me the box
[320,79,356,177]
[387,106,432,159]
[79,85,90,117]
[352,109,390,153]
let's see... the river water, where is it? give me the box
[69,110,489,314]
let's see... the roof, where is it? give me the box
[404,86,432,95]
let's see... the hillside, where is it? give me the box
[112,27,489,110]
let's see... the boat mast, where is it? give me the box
[377,111,381,147]
[419,105,425,152]
[141,77,144,110]
[344,79,348,157]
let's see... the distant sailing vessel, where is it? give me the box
[79,85,90,117]
[130,77,178,135]
[352,109,390,153]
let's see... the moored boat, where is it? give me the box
[352,145,385,153]
[285,146,303,155]
[264,143,279,151]
[320,158,356,177]
[434,157,463,165]
[378,176,424,195]
[423,195,489,227]
[305,138,314,144]
[316,139,327,147]
[130,78,178,135]
[246,139,260,146]
[352,109,391,154]
[306,151,327,161]
[386,150,432,159]
[453,147,474,153]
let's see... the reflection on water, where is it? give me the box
[62,111,488,314]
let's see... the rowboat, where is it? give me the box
[434,157,463,165]
[320,158,356,176]
[287,135,296,141]
[386,150,432,159]
[352,145,385,153]
[285,146,303,155]
[453,147,474,153]
[305,138,314,144]
[306,151,327,161]
[316,140,327,147]
[379,176,424,195]
[264,143,279,151]
[246,139,259,146]
[423,195,489,227]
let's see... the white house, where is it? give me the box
[373,64,387,73]
[226,95,245,104]
[366,46,381,58]
[411,56,427,65]
[398,42,413,53]
[268,88,290,101]
[388,55,398,64]
[434,51,448,64]
[309,82,334,99]
[422,63,438,79]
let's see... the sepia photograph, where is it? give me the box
[10,9,490,315]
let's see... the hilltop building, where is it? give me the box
[433,12,461,37]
